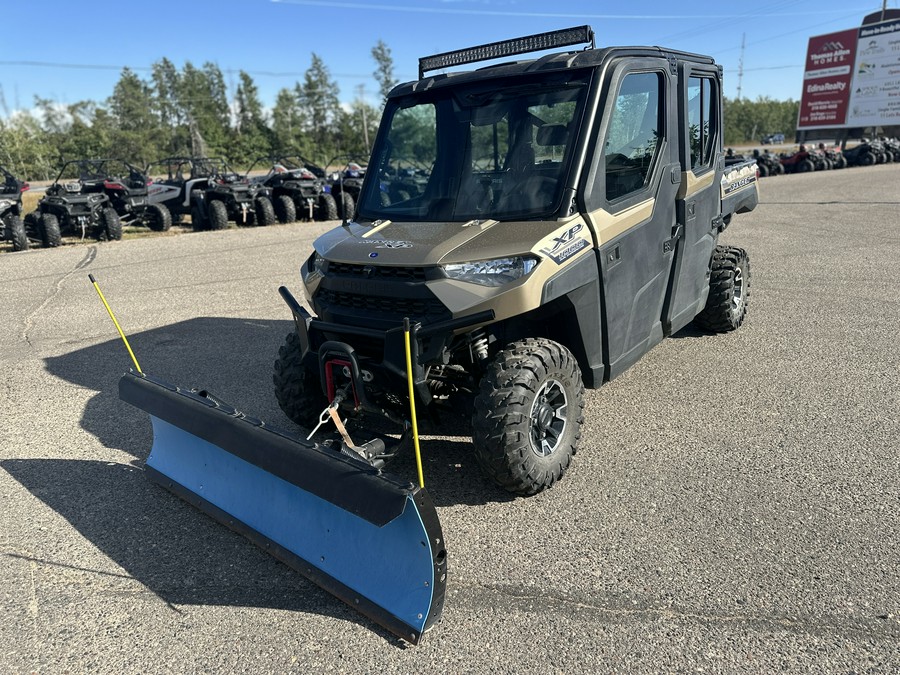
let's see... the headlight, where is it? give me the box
[442,256,538,287]
[306,250,328,282]
[0,199,13,209]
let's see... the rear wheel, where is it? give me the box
[273,331,328,430]
[472,338,584,496]
[208,200,229,230]
[274,194,296,223]
[800,159,814,172]
[862,152,876,166]
[99,208,122,241]
[190,204,206,231]
[144,203,172,231]
[39,213,62,247]
[254,196,276,226]
[5,215,29,251]
[694,245,750,333]
[316,193,338,221]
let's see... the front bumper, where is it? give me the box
[278,286,492,407]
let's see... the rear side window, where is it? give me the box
[687,76,717,171]
[604,72,664,202]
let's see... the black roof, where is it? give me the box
[389,46,717,98]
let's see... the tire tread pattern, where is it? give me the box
[472,337,584,496]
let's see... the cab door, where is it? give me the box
[580,59,681,380]
[663,64,724,334]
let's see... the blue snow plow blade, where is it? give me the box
[119,370,446,644]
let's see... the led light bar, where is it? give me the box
[418,25,595,79]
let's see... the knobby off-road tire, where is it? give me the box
[208,200,229,230]
[274,194,296,223]
[337,191,355,220]
[273,330,328,430]
[317,193,338,221]
[254,196,276,226]
[39,213,62,247]
[190,204,206,231]
[145,203,172,232]
[694,245,750,333]
[98,208,122,241]
[472,338,585,496]
[5,215,29,251]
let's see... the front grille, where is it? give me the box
[327,262,430,282]
[318,289,445,318]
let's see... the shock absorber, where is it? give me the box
[468,330,489,362]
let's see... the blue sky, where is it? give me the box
[2,0,895,115]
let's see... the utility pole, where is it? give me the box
[737,32,745,100]
[357,84,370,155]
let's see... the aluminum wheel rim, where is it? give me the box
[530,378,568,458]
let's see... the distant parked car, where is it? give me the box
[761,133,785,145]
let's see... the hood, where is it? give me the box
[314,218,566,266]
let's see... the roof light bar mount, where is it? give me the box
[418,25,595,79]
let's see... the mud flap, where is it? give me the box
[118,371,446,644]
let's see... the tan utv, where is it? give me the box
[275,26,759,497]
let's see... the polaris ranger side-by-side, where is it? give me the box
[28,159,125,243]
[147,157,276,231]
[248,155,338,223]
[1,165,30,251]
[275,26,759,496]
[118,28,758,644]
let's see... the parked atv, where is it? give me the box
[883,137,900,162]
[29,160,123,243]
[780,147,816,173]
[147,157,275,231]
[842,140,881,167]
[751,149,784,177]
[0,165,30,251]
[816,144,847,170]
[248,155,338,223]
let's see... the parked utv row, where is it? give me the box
[3,154,371,252]
[726,137,900,179]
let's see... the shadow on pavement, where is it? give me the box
[1,456,405,643]
[42,316,510,507]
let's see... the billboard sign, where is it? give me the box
[798,18,900,129]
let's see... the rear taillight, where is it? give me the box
[21,182,29,192]
[104,180,125,190]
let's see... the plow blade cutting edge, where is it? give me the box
[119,370,447,644]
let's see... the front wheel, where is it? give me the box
[208,200,229,230]
[98,208,122,241]
[694,245,750,333]
[39,213,62,247]
[5,215,29,251]
[316,192,339,221]
[472,338,584,496]
[273,331,328,430]
[274,194,296,224]
[254,196,275,226]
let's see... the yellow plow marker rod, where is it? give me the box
[404,318,425,489]
[89,274,143,375]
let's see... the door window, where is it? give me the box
[604,72,663,202]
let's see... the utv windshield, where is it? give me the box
[358,70,592,221]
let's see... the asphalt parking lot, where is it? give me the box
[2,164,898,673]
